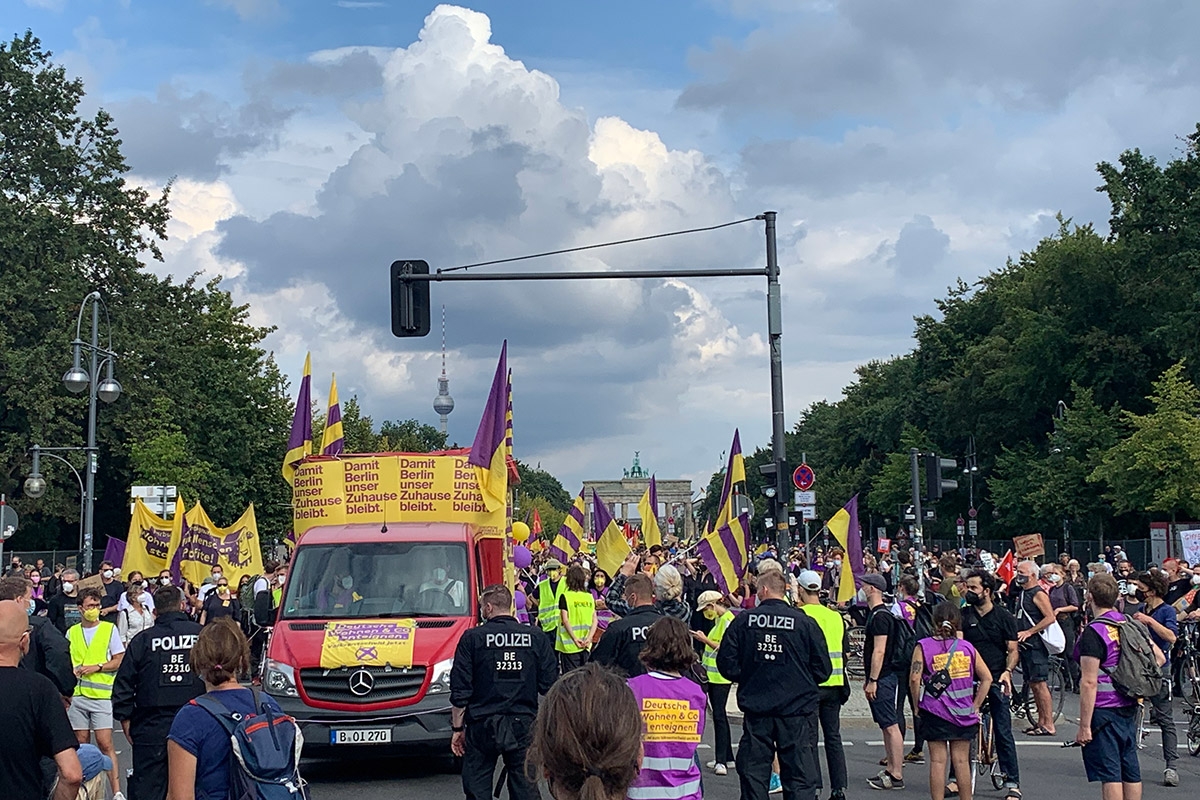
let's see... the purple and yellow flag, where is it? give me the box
[505,368,514,460]
[593,489,632,578]
[827,494,863,603]
[550,491,586,562]
[637,476,662,549]
[469,342,508,512]
[321,373,344,456]
[697,512,751,595]
[711,429,746,533]
[281,353,313,485]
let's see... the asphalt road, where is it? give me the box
[111,694,1199,799]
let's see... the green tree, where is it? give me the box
[516,493,566,545]
[867,425,932,518]
[1091,362,1200,520]
[515,460,571,511]
[377,419,447,453]
[0,35,292,547]
[128,397,215,500]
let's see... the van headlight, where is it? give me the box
[264,659,299,697]
[427,658,454,694]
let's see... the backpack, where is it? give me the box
[1092,617,1162,700]
[193,688,308,800]
[239,576,262,617]
[869,607,916,674]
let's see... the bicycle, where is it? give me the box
[845,624,866,680]
[972,701,1007,791]
[1011,654,1066,724]
[1178,619,1200,756]
[1134,698,1151,750]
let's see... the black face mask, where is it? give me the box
[1134,589,1146,602]
[964,590,983,606]
[1015,575,1029,586]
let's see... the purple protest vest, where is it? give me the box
[1083,610,1136,709]
[593,587,616,630]
[918,637,980,727]
[627,672,706,800]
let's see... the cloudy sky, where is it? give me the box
[18,0,1200,497]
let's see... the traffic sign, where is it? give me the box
[792,463,815,491]
[800,506,817,520]
[968,506,978,519]
[0,504,17,539]
[968,520,978,536]
[794,490,816,506]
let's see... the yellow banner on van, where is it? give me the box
[319,619,417,668]
[292,453,506,539]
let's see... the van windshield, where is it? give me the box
[281,542,470,619]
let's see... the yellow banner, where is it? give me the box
[123,499,175,576]
[173,501,265,587]
[320,619,417,668]
[293,454,505,539]
[640,697,702,743]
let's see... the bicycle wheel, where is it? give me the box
[846,626,866,680]
[1134,703,1147,750]
[1187,710,1200,757]
[1011,666,1033,722]
[991,763,1007,791]
[1047,660,1066,723]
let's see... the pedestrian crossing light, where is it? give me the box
[924,454,958,502]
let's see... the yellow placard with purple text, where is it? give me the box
[293,454,505,539]
[319,619,417,668]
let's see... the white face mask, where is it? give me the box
[102,570,114,580]
[432,568,448,583]
[855,588,867,604]
[62,582,74,594]
[160,577,172,586]
[341,576,354,590]
[277,575,286,585]
[1048,574,1062,584]
[1192,574,1200,586]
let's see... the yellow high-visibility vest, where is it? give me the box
[702,611,734,685]
[556,590,596,654]
[67,622,118,699]
[537,579,566,633]
[800,603,846,687]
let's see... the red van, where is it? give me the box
[261,521,503,753]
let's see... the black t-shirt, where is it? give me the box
[202,593,240,622]
[0,666,78,800]
[1164,578,1191,607]
[100,580,124,625]
[865,606,897,676]
[1078,625,1107,662]
[962,604,1018,678]
[48,594,82,634]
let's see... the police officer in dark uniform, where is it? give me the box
[589,573,661,676]
[113,585,204,800]
[717,569,833,800]
[450,583,557,800]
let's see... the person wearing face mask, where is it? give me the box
[418,556,467,609]
[48,569,83,634]
[66,589,126,800]
[795,571,850,800]
[0,599,84,800]
[97,561,123,626]
[157,570,173,588]
[1042,564,1081,692]
[692,590,736,776]
[1013,560,1057,737]
[961,570,1022,799]
[199,577,241,626]
[1130,571,1181,787]
[535,558,568,648]
[589,568,615,640]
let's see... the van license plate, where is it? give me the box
[331,728,392,745]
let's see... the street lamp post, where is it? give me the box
[50,293,121,574]
[24,446,87,552]
[963,435,979,547]
[1055,400,1069,556]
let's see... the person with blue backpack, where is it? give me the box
[166,618,306,800]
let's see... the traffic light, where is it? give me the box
[390,260,431,337]
[924,454,958,502]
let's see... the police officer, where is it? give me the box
[589,573,661,676]
[450,583,557,800]
[112,585,203,800]
[797,570,850,800]
[718,569,833,800]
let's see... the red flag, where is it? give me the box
[531,508,543,536]
[996,549,1016,589]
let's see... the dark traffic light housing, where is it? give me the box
[924,454,958,503]
[390,260,431,337]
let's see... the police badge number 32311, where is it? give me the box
[751,613,792,662]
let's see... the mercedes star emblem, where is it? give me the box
[348,668,375,697]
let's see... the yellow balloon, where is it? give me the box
[511,521,531,543]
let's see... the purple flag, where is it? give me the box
[846,494,864,580]
[468,341,509,511]
[103,536,126,569]
[282,353,313,483]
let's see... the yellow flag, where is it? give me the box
[637,477,662,549]
[593,490,631,578]
[174,501,265,587]
[124,499,175,577]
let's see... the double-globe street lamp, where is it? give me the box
[24,292,120,574]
